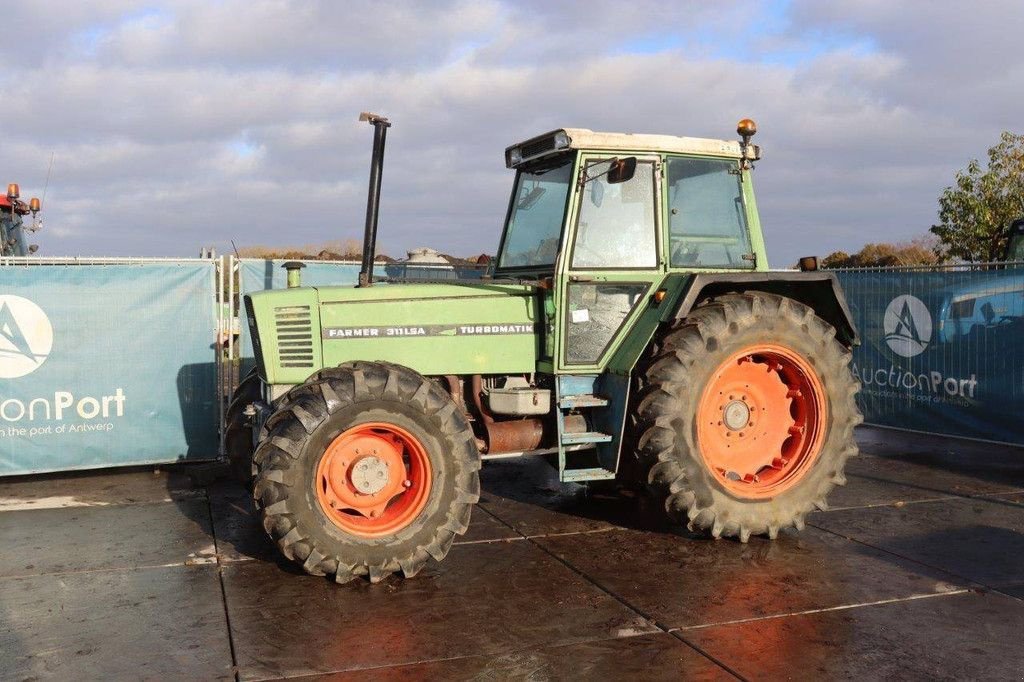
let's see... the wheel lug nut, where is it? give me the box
[403,479,412,488]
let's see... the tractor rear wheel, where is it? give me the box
[252,361,480,582]
[225,368,261,483]
[633,292,860,540]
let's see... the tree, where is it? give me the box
[820,250,851,268]
[931,131,1024,261]
[820,237,942,268]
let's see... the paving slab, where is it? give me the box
[480,458,660,537]
[827,451,1024,511]
[209,481,520,564]
[313,632,732,681]
[679,590,1024,681]
[222,540,658,680]
[810,493,1024,598]
[0,466,201,512]
[856,426,1024,475]
[0,564,233,681]
[0,499,216,577]
[535,525,965,630]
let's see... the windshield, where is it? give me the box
[498,156,573,269]
[1008,234,1024,262]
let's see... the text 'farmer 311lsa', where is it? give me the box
[229,114,862,583]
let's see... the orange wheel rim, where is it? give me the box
[315,422,432,538]
[696,344,827,499]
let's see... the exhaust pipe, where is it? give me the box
[358,112,391,287]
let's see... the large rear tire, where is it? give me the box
[252,361,480,582]
[633,292,860,540]
[225,368,261,483]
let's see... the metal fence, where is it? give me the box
[835,262,1024,445]
[4,254,1020,476]
[0,257,224,474]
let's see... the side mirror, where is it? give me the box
[607,157,637,184]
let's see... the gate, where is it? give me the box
[0,257,223,475]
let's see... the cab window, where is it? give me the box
[667,157,753,268]
[498,156,573,269]
[571,159,657,269]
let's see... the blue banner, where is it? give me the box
[0,261,219,474]
[837,266,1024,445]
[238,258,361,292]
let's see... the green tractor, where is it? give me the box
[230,114,861,583]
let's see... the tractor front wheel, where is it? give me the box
[252,361,480,582]
[633,292,860,540]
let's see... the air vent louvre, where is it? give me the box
[274,305,314,368]
[521,135,556,160]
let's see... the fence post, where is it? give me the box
[217,255,225,458]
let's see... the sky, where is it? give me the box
[1,0,1021,266]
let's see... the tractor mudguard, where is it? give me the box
[671,272,859,347]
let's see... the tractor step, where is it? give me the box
[559,394,609,409]
[561,431,613,445]
[561,467,617,482]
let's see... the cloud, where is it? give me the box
[0,1,1020,264]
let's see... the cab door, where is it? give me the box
[555,154,664,372]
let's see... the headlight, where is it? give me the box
[554,131,570,149]
[507,147,523,167]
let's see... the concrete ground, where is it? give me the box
[1,426,1022,681]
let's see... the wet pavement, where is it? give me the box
[1,426,1022,680]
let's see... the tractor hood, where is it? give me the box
[245,282,541,384]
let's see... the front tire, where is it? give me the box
[253,361,480,582]
[633,292,861,541]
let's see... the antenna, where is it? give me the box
[41,152,54,204]
[231,239,241,259]
[32,152,55,232]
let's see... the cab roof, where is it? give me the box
[505,128,759,168]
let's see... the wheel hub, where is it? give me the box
[315,422,432,538]
[696,345,827,499]
[350,455,389,495]
[722,400,750,431]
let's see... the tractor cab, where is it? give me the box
[495,127,766,278]
[0,184,41,257]
[1006,218,1024,262]
[491,126,772,375]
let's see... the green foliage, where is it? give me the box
[930,131,1024,261]
[821,237,942,268]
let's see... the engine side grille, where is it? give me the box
[274,305,315,369]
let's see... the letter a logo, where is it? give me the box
[883,294,931,358]
[0,295,54,378]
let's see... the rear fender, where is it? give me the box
[672,272,859,347]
